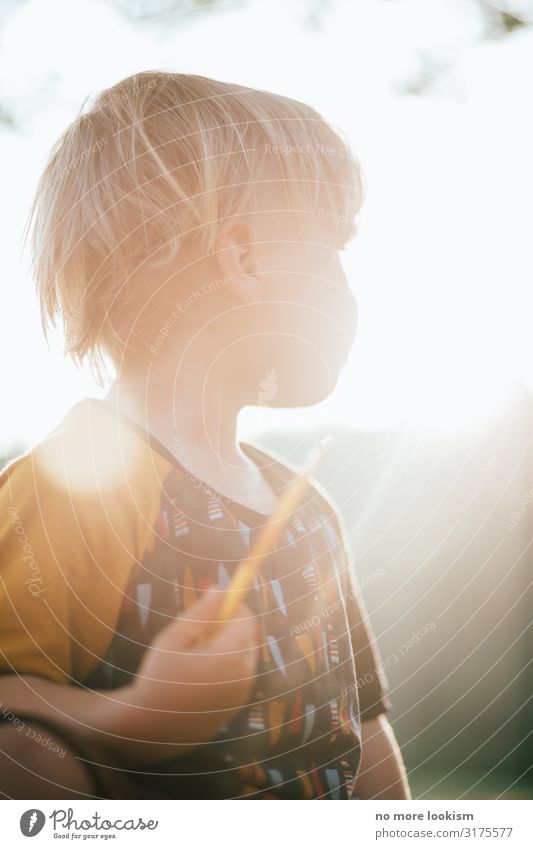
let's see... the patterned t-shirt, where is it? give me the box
[0,398,391,799]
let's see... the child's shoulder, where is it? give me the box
[0,400,171,684]
[0,399,169,583]
[2,398,168,512]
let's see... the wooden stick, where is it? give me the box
[210,436,334,632]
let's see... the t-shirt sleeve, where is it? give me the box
[0,434,163,686]
[0,455,73,684]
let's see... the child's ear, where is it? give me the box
[214,219,263,304]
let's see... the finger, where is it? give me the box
[208,603,259,656]
[171,587,226,645]
[209,614,260,685]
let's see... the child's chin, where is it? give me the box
[271,371,341,407]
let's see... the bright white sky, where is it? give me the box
[1,0,532,447]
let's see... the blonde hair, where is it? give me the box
[25,70,363,377]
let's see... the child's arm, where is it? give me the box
[0,589,258,768]
[355,715,411,799]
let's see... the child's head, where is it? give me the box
[27,71,363,405]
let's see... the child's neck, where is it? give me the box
[105,335,279,516]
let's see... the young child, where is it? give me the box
[0,71,409,800]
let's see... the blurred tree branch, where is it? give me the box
[102,0,246,23]
[0,0,531,128]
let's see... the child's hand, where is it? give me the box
[123,587,259,753]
